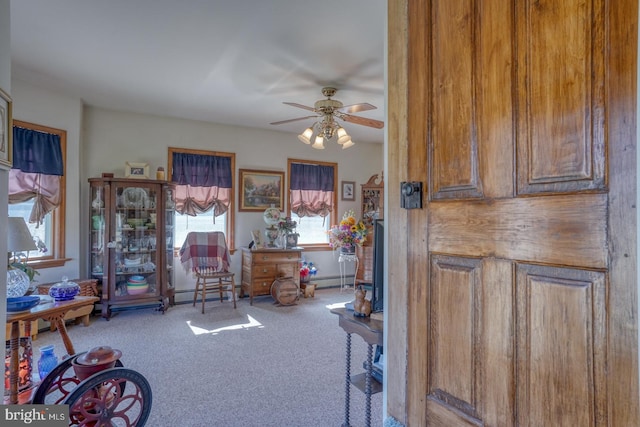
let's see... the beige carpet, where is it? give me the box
[31,287,384,426]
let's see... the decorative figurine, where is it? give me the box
[353,285,372,317]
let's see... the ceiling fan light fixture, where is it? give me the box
[297,127,314,144]
[272,87,384,150]
[341,139,355,149]
[336,127,350,144]
[311,136,325,150]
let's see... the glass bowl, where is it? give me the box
[48,276,80,301]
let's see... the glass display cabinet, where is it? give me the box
[89,177,175,319]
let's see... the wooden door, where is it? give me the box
[386,0,639,426]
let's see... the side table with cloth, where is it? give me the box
[179,231,237,313]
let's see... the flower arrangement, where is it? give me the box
[328,210,368,252]
[277,216,298,236]
[299,261,318,283]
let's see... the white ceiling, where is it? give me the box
[10,0,386,145]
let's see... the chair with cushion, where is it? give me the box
[179,231,236,313]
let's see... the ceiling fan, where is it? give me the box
[270,87,384,149]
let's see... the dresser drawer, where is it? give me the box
[252,279,273,295]
[253,252,300,264]
[252,264,277,279]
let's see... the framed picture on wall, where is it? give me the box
[0,87,13,170]
[239,169,285,211]
[125,162,149,179]
[341,181,355,201]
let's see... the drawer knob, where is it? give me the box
[263,268,268,273]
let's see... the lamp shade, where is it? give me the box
[341,139,355,149]
[336,127,350,144]
[297,127,313,144]
[7,217,37,253]
[311,136,325,150]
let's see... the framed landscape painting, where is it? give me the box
[239,169,284,212]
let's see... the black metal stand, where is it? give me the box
[331,307,383,427]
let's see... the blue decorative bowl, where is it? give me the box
[48,277,80,301]
[7,296,41,312]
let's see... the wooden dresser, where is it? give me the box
[241,247,302,305]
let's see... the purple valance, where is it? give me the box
[171,152,232,188]
[13,126,64,175]
[290,163,334,191]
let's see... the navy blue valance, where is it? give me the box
[290,163,334,191]
[13,126,64,175]
[172,152,232,188]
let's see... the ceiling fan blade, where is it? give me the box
[283,102,316,112]
[339,103,377,114]
[341,114,385,129]
[270,115,317,125]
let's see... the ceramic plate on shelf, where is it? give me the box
[122,188,148,209]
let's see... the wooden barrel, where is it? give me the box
[271,277,299,306]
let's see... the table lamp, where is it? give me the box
[6,217,37,297]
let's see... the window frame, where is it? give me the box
[167,147,236,252]
[10,120,68,269]
[286,158,338,251]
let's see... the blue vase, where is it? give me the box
[38,345,58,380]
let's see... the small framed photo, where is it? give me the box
[125,162,149,179]
[250,229,264,249]
[341,181,356,201]
[239,169,285,211]
[0,87,13,170]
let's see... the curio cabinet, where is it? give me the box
[89,177,175,319]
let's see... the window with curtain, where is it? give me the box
[8,120,67,266]
[168,147,236,250]
[287,159,337,247]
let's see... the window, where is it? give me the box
[8,120,67,268]
[168,147,235,250]
[287,159,337,249]
[174,209,226,251]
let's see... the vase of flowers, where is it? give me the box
[277,216,299,249]
[328,210,368,253]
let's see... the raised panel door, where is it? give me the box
[387,0,639,425]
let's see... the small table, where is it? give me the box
[331,307,383,427]
[6,295,99,404]
[338,253,359,292]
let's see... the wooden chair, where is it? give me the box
[179,231,237,313]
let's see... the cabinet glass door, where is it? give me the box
[164,186,175,296]
[113,184,159,299]
[90,185,106,279]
